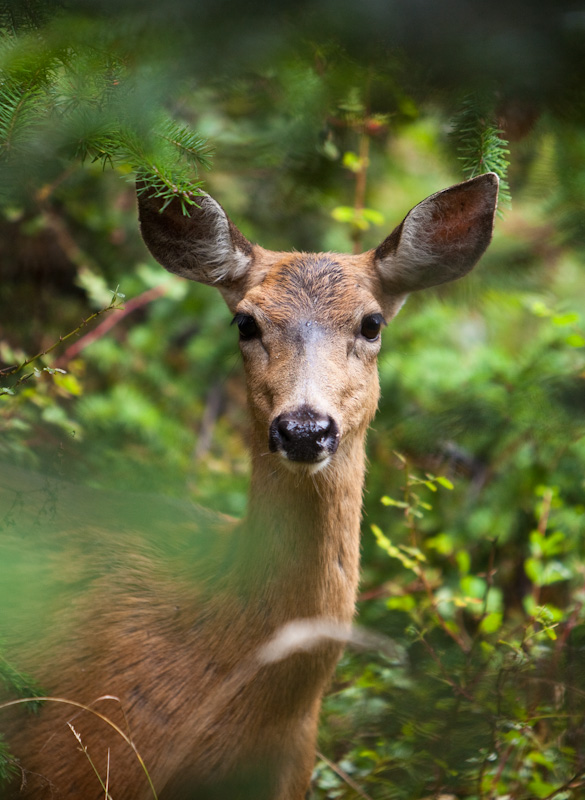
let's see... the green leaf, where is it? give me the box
[386,595,416,612]
[361,207,385,226]
[436,476,454,490]
[455,550,471,575]
[460,575,487,600]
[381,496,408,508]
[342,151,364,173]
[331,205,356,223]
[527,750,557,770]
[528,776,560,798]
[566,333,585,347]
[371,525,418,570]
[530,299,552,317]
[426,533,455,555]
[525,557,543,584]
[479,612,503,634]
[552,311,580,326]
[53,372,82,396]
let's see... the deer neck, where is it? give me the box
[231,427,368,624]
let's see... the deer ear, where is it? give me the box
[137,187,254,306]
[374,173,499,295]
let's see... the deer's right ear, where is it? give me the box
[137,187,254,308]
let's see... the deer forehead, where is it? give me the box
[241,251,383,327]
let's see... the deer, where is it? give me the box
[0,172,498,799]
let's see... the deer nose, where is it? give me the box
[269,407,340,463]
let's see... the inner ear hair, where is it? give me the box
[137,188,253,288]
[375,173,499,294]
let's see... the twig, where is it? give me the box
[540,770,585,800]
[351,129,370,255]
[402,463,471,653]
[316,750,376,800]
[0,297,124,397]
[55,285,167,365]
[416,631,476,702]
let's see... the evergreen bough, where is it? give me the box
[450,93,511,208]
[0,0,212,211]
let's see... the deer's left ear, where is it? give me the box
[374,173,499,295]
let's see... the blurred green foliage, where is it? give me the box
[1,0,585,797]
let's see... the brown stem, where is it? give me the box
[55,285,167,366]
[351,130,370,255]
[540,771,585,800]
[417,632,476,701]
[402,463,470,652]
[0,303,122,383]
[316,751,375,800]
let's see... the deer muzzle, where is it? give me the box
[268,406,340,466]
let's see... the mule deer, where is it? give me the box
[0,173,498,799]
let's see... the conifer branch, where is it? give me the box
[0,5,212,209]
[450,94,511,209]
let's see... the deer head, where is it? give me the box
[138,174,498,476]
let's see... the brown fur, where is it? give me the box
[1,174,498,799]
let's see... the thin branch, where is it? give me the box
[540,770,585,800]
[0,297,123,393]
[402,463,471,653]
[55,285,167,365]
[351,128,370,255]
[316,751,376,800]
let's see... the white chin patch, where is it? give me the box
[279,454,331,475]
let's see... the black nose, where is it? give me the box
[269,406,340,463]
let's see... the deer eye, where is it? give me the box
[233,314,259,340]
[360,313,384,341]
